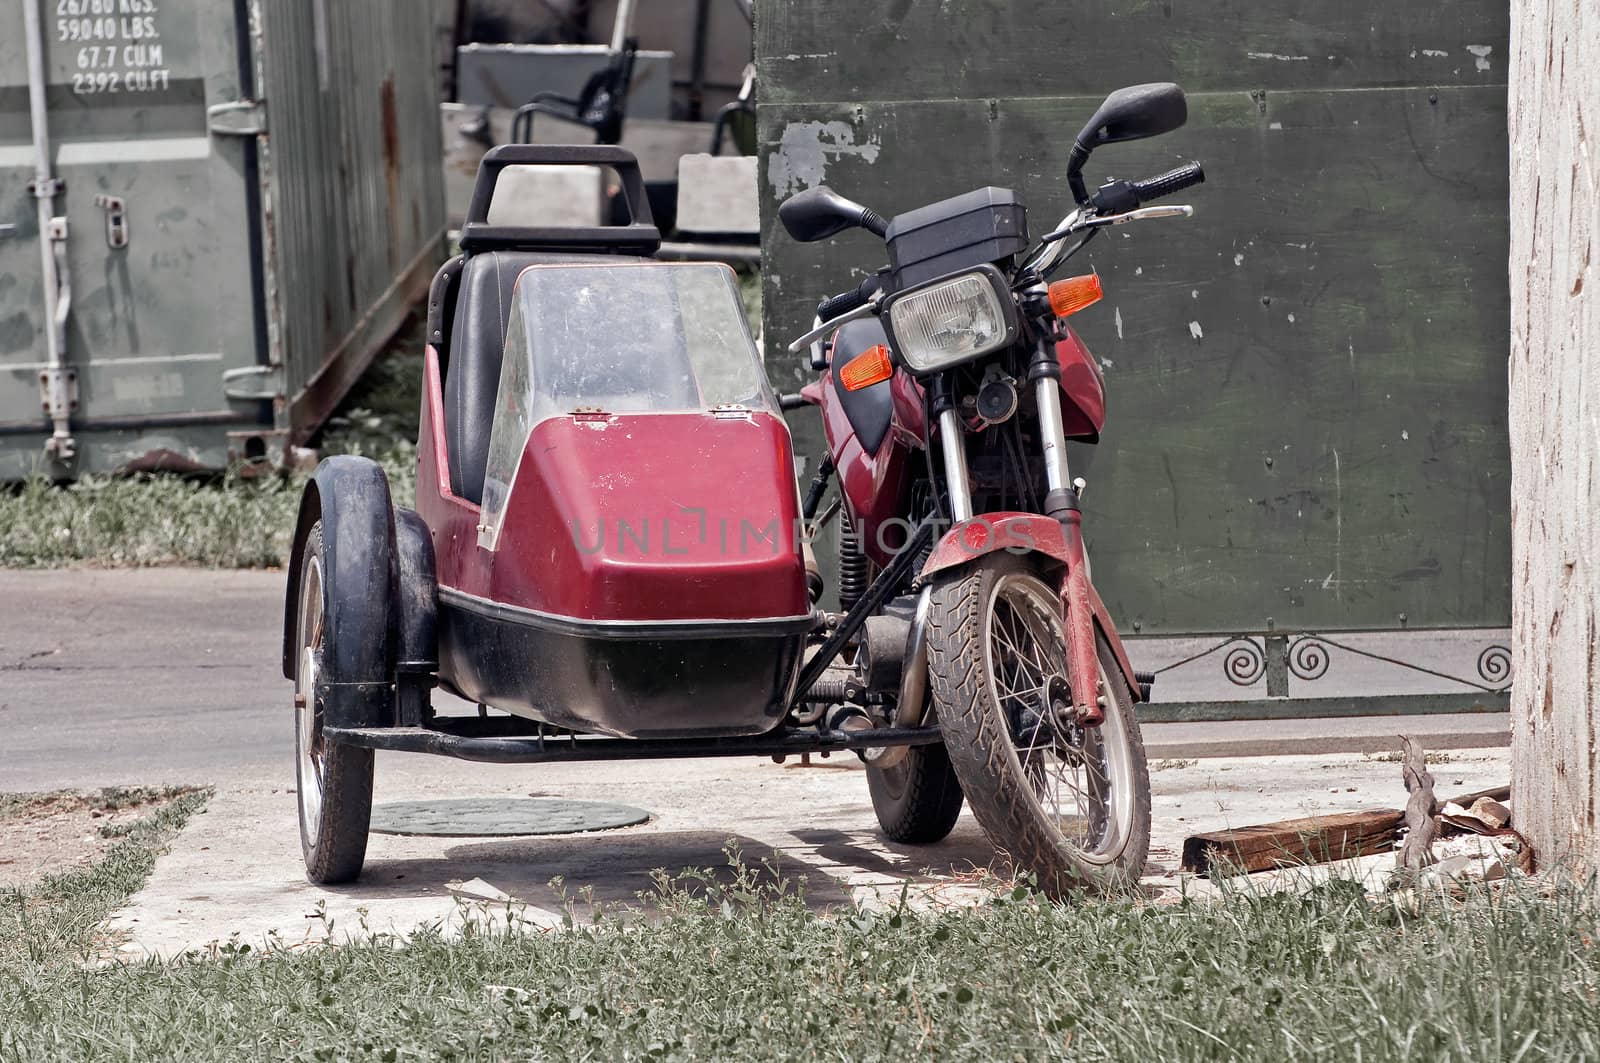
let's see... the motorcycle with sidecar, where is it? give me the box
[284,83,1203,897]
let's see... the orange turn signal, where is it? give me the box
[838,344,894,391]
[1048,274,1103,318]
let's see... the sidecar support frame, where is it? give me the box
[324,721,942,764]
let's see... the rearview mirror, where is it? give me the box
[779,186,882,242]
[1076,82,1188,149]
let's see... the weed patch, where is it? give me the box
[0,321,421,569]
[2,831,1598,1061]
[0,789,207,972]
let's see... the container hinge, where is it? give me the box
[38,366,79,420]
[207,100,268,137]
[222,363,284,402]
[92,195,128,249]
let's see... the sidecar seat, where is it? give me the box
[444,250,651,504]
[439,144,661,505]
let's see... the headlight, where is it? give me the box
[883,265,1018,374]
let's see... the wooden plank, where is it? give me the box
[1180,784,1512,873]
[759,85,1510,632]
[1181,808,1405,873]
[756,0,1508,104]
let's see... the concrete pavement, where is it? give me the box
[104,747,1513,957]
[0,569,1508,793]
[0,567,1515,956]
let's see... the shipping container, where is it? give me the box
[0,0,446,480]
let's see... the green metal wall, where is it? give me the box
[756,1,1510,635]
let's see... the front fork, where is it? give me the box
[1033,357,1106,727]
[932,337,1109,726]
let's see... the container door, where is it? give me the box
[0,0,268,478]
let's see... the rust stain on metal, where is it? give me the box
[120,448,211,475]
[380,77,403,265]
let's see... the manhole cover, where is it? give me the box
[369,798,651,837]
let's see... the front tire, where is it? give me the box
[293,522,375,885]
[927,554,1150,897]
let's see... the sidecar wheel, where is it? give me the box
[293,522,375,885]
[866,741,964,844]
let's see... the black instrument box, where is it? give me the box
[885,187,1028,291]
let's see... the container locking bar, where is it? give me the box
[23,0,75,467]
[92,196,128,249]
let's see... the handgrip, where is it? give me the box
[1131,161,1205,204]
[816,273,884,322]
[816,287,869,323]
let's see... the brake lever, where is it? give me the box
[1082,203,1194,228]
[786,295,881,354]
[1041,204,1193,242]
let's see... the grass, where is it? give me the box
[0,789,208,973]
[0,785,196,822]
[0,322,422,570]
[2,804,1599,1061]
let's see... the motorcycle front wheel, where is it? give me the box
[926,554,1150,897]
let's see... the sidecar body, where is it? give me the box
[421,148,809,738]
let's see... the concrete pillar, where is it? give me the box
[1508,0,1600,869]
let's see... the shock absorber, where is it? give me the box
[838,514,869,613]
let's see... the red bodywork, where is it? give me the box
[416,347,807,622]
[801,370,924,567]
[808,325,1105,568]
[810,323,1137,708]
[1055,327,1107,439]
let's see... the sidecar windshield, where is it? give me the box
[478,262,777,537]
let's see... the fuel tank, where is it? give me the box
[1056,325,1107,441]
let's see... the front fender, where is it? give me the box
[281,458,399,728]
[919,513,1070,579]
[393,507,438,676]
[919,513,1142,702]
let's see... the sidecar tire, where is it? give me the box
[866,743,965,844]
[292,521,378,885]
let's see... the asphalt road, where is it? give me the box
[0,569,1508,793]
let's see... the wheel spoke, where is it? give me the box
[980,573,1133,863]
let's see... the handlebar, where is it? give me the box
[816,274,883,323]
[1131,161,1205,204]
[1089,160,1205,216]
[817,287,869,323]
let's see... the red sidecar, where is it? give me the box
[282,147,945,884]
[420,251,811,740]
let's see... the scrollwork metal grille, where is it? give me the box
[1154,634,1511,695]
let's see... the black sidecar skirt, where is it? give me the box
[437,589,812,739]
